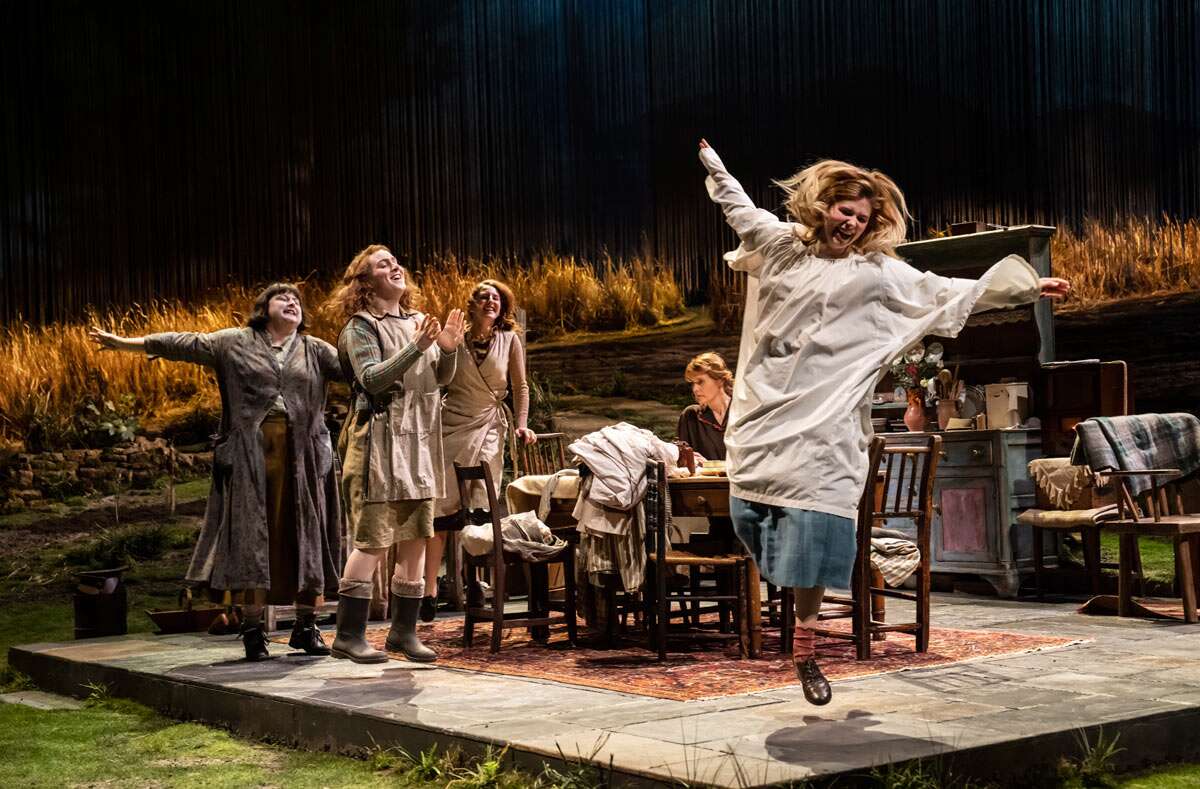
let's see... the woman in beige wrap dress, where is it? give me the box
[423,279,536,620]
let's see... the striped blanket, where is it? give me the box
[1070,413,1200,497]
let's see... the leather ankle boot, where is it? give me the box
[239,621,270,662]
[330,594,387,664]
[419,595,437,622]
[795,658,832,706]
[385,594,437,662]
[288,611,331,655]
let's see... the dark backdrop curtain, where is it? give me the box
[2,0,1197,323]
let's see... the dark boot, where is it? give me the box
[419,595,437,622]
[385,594,437,662]
[331,594,387,664]
[795,658,831,706]
[288,611,331,656]
[239,621,270,662]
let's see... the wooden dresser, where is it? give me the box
[887,428,1041,597]
[883,226,1056,597]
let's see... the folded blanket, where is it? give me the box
[1016,505,1119,527]
[1070,414,1200,497]
[461,510,566,560]
[870,537,921,587]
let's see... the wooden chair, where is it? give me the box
[1101,468,1200,622]
[644,461,750,659]
[766,470,890,654]
[815,435,939,660]
[456,461,578,652]
[513,432,570,477]
[1020,506,1139,600]
[1017,457,1134,600]
[768,568,889,654]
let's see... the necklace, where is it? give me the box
[469,329,494,365]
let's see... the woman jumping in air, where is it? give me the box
[699,139,1069,705]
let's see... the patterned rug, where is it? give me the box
[1078,594,1188,620]
[327,616,1083,702]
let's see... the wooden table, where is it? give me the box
[665,474,764,657]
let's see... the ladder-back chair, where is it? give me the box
[815,435,940,660]
[513,432,570,478]
[644,461,750,660]
[456,461,578,652]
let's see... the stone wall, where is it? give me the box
[2,436,211,511]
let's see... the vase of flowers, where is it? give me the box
[903,389,927,432]
[888,342,945,433]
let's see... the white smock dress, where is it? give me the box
[700,146,1041,589]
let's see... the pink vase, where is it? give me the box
[904,390,927,432]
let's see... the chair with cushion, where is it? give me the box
[456,461,578,652]
[1017,456,1127,600]
[814,435,939,660]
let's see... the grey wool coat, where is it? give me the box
[144,327,344,596]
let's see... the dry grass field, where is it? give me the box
[0,255,684,449]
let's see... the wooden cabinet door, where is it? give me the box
[933,476,999,565]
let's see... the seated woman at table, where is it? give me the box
[677,352,732,461]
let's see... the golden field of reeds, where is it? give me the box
[1052,217,1200,311]
[0,255,685,450]
[3,218,1199,451]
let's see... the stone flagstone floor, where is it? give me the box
[12,593,1200,787]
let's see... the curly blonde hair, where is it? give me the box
[324,244,421,321]
[685,352,734,395]
[774,159,911,257]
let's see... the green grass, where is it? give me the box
[0,697,455,788]
[1100,533,1178,585]
[1120,763,1200,787]
[0,491,593,788]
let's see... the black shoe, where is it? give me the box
[239,622,270,662]
[330,595,388,664]
[795,658,831,705]
[288,613,331,656]
[419,595,437,623]
[385,594,438,662]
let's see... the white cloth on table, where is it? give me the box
[700,145,1041,522]
[505,469,581,521]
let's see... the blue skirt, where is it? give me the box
[731,496,856,589]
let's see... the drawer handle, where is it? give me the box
[969,447,984,460]
[695,495,707,505]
